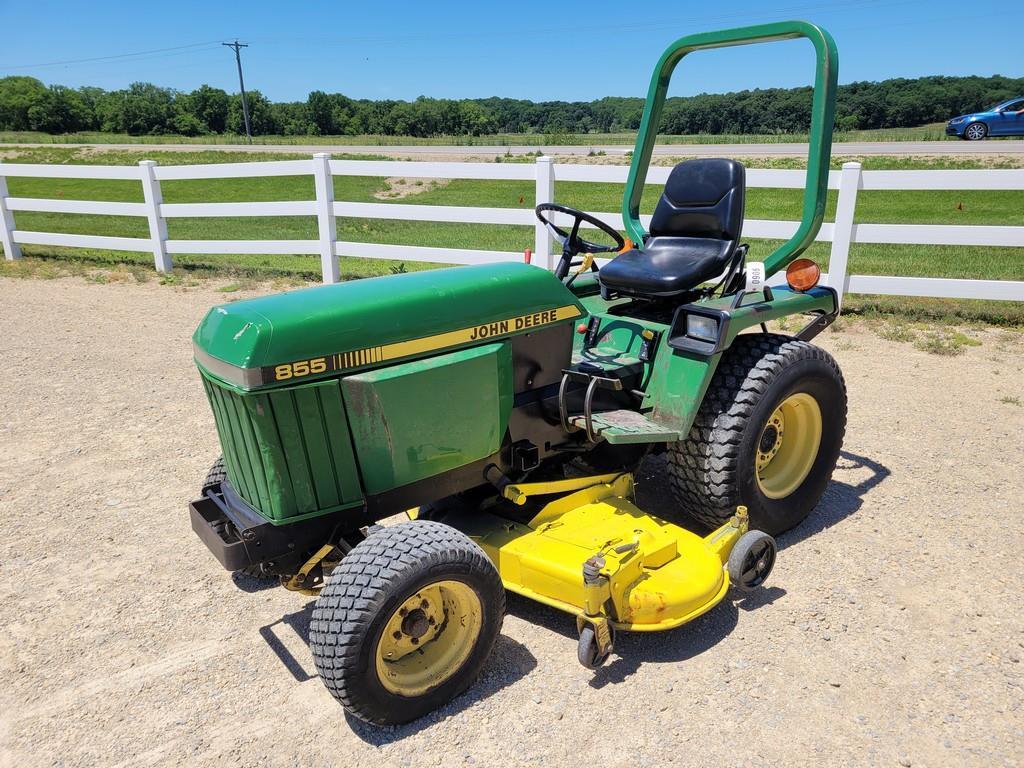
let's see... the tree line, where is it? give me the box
[0,74,1021,137]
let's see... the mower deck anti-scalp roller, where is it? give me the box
[187,20,847,726]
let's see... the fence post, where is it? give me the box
[828,161,862,305]
[138,160,171,273]
[312,152,339,284]
[0,167,22,261]
[534,155,555,270]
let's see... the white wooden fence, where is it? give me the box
[0,154,1022,303]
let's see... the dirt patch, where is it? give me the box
[0,276,1022,767]
[389,152,1024,168]
[373,176,452,200]
[5,142,1022,168]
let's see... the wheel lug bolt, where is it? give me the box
[420,599,429,610]
[393,630,402,639]
[411,637,419,645]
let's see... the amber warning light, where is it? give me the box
[786,258,821,291]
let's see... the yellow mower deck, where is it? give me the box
[443,473,748,632]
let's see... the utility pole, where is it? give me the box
[223,40,252,143]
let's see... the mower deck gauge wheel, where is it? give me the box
[727,530,777,591]
[577,624,614,669]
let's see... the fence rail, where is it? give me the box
[1,154,1022,303]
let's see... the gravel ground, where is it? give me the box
[0,277,1022,768]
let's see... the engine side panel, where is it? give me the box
[341,342,513,494]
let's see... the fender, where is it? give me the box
[643,285,838,435]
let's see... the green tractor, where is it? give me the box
[189,21,845,725]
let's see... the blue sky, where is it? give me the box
[1,0,1021,102]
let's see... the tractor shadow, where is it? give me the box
[503,586,782,690]
[776,450,890,551]
[258,604,319,683]
[636,449,890,552]
[257,602,538,744]
[343,632,537,745]
[231,572,279,593]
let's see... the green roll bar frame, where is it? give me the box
[622,20,839,279]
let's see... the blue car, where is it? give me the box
[946,98,1024,140]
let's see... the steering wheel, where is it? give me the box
[535,203,626,282]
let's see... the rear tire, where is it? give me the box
[667,334,846,535]
[310,520,505,725]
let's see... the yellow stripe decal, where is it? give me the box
[375,305,580,365]
[260,305,581,384]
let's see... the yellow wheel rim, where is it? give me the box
[375,580,482,697]
[756,392,823,499]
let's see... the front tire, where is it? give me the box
[202,457,272,581]
[964,122,988,141]
[202,456,228,492]
[310,520,505,725]
[667,334,846,535]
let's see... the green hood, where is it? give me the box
[194,263,584,391]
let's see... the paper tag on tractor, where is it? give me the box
[746,262,766,291]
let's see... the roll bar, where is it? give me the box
[622,20,839,279]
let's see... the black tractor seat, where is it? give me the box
[599,158,746,298]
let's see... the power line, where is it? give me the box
[0,0,925,75]
[35,46,228,76]
[0,40,225,70]
[223,41,252,144]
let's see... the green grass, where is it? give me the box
[0,145,1021,322]
[0,123,973,147]
[912,328,984,356]
[876,320,917,343]
[863,316,1000,354]
[840,295,1024,326]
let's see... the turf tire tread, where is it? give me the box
[667,333,846,530]
[309,520,504,724]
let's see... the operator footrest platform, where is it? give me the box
[568,409,680,444]
[559,363,679,444]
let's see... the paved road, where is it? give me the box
[8,139,1024,157]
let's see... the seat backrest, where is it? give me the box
[648,158,745,241]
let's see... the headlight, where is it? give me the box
[686,314,719,343]
[950,117,965,124]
